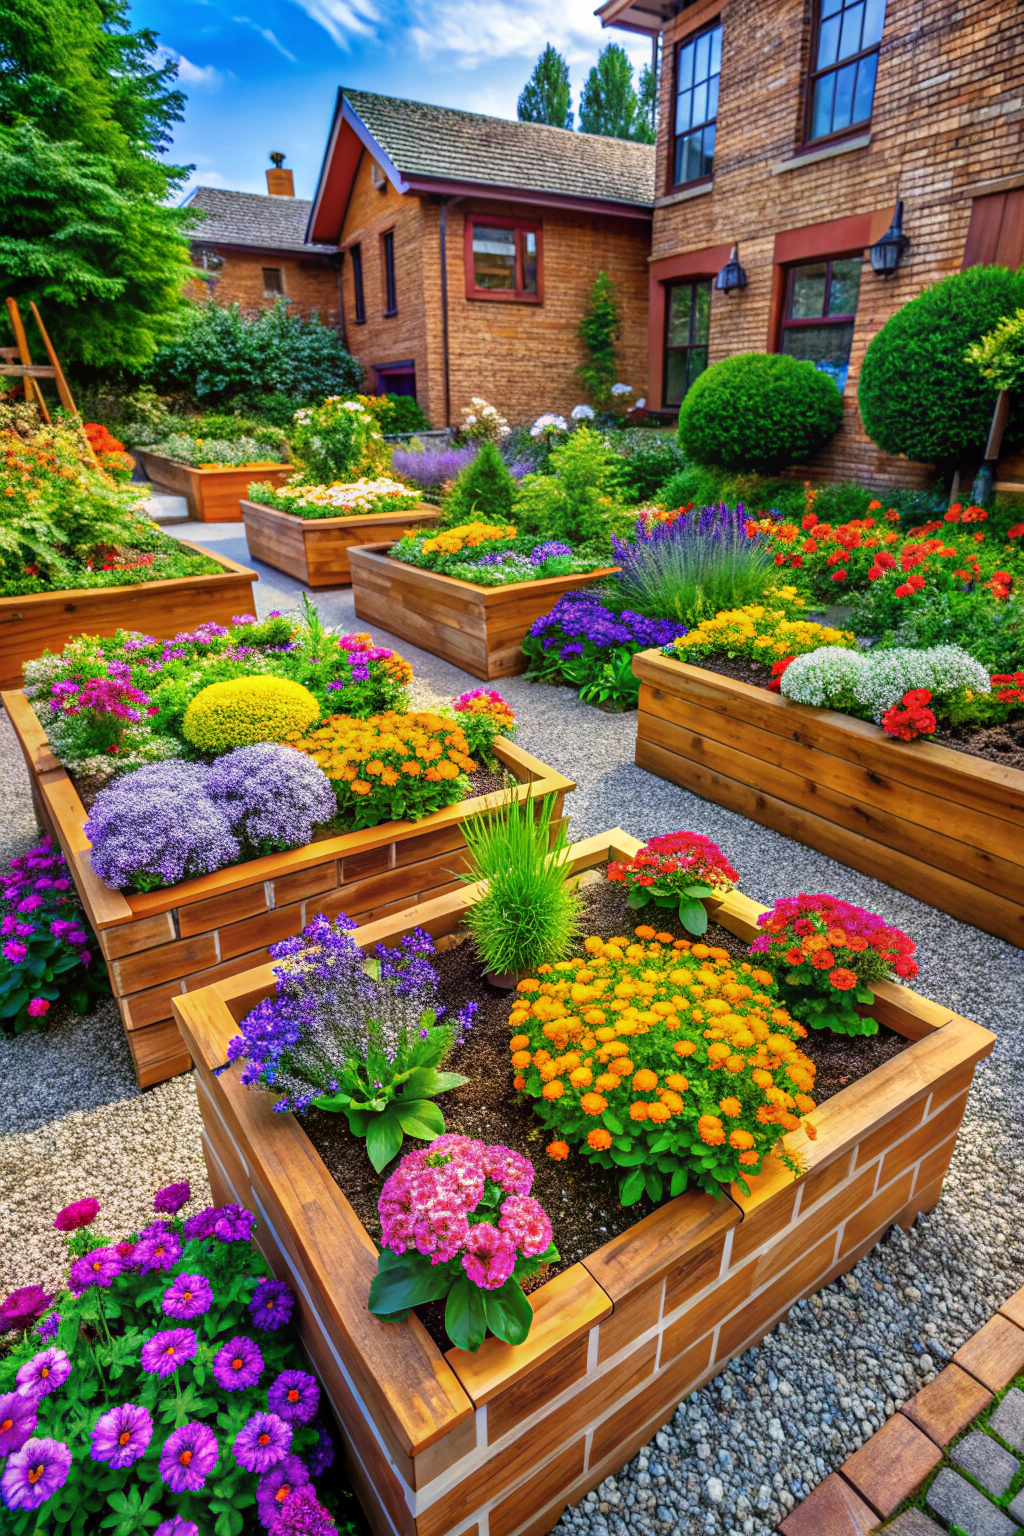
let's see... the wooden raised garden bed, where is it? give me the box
[135,450,293,523]
[0,542,258,692]
[172,828,994,1536]
[632,649,1024,950]
[0,683,573,1090]
[240,500,440,588]
[348,543,619,681]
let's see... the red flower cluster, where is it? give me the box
[608,830,739,892]
[991,671,1024,706]
[751,892,919,991]
[881,688,937,742]
[766,656,796,693]
[83,422,126,456]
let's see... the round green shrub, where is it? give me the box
[182,675,321,754]
[443,440,516,525]
[677,353,844,473]
[858,265,1024,467]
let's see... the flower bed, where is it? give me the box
[239,498,439,589]
[172,829,994,1536]
[631,648,1024,947]
[134,452,293,524]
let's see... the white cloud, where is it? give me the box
[232,15,299,61]
[160,47,228,89]
[407,0,652,73]
[286,0,381,49]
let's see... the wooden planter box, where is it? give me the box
[172,828,994,1536]
[240,500,441,588]
[135,451,293,523]
[633,650,1024,950]
[348,544,619,681]
[0,543,258,692]
[0,684,573,1090]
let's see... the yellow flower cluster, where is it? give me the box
[671,596,853,662]
[419,522,517,557]
[508,926,817,1197]
[288,710,477,824]
[182,676,321,754]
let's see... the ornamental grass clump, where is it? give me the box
[367,1136,556,1352]
[182,676,321,755]
[750,894,918,1035]
[509,926,816,1203]
[228,913,477,1171]
[611,504,776,626]
[459,793,583,980]
[607,830,739,936]
[0,836,108,1032]
[0,1183,350,1534]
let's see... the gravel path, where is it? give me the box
[2,517,1022,1536]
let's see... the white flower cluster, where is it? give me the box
[530,413,569,438]
[570,403,595,421]
[273,477,418,516]
[781,644,991,721]
[460,397,510,442]
[610,382,633,397]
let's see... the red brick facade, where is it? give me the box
[186,252,341,326]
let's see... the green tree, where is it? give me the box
[517,44,573,129]
[636,61,658,143]
[578,271,621,405]
[443,440,517,525]
[579,43,643,140]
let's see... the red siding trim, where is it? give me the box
[768,207,895,350]
[962,191,1024,269]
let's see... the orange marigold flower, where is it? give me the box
[697,1115,726,1146]
[659,1090,684,1113]
[542,1080,564,1100]
[632,1068,658,1092]
[517,979,540,992]
[513,1074,526,1090]
[752,1069,773,1088]
[546,1141,570,1160]
[629,1101,649,1121]
[707,1042,731,1062]
[509,1033,530,1049]
[665,1073,689,1093]
[724,1055,746,1074]
[829,967,858,991]
[738,1149,760,1166]
[570,1066,593,1087]
[580,1093,608,1115]
[674,1039,697,1058]
[794,1094,817,1113]
[719,1097,742,1117]
[729,1128,755,1150]
[647,1101,671,1124]
[587,1128,613,1151]
[511,1050,531,1069]
[595,1073,620,1092]
[634,925,657,940]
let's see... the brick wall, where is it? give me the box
[649,0,1024,487]
[187,252,342,325]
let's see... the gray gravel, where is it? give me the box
[1,517,1022,1536]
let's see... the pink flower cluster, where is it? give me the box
[378,1136,552,1291]
[49,662,155,724]
[751,893,919,982]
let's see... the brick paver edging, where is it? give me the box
[777,1285,1024,1534]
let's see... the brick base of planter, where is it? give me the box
[778,1284,1024,1534]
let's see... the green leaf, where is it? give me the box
[445,1277,486,1353]
[400,1068,468,1098]
[308,1090,353,1114]
[619,1166,646,1205]
[483,1278,533,1346]
[365,1107,405,1172]
[679,898,708,936]
[669,1168,689,1197]
[395,1099,447,1141]
[368,1249,452,1317]
[643,1166,663,1203]
[681,882,713,898]
[602,1112,623,1135]
[625,888,650,908]
[855,988,875,1003]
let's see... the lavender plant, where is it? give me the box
[227,914,478,1171]
[610,504,775,625]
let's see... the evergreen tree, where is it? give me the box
[578,271,621,405]
[517,44,573,129]
[578,43,643,140]
[636,61,658,143]
[443,441,517,525]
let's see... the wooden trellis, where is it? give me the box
[0,297,80,423]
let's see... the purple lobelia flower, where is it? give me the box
[182,1205,219,1242]
[69,1246,122,1294]
[162,1273,213,1321]
[133,1224,182,1274]
[90,1403,153,1469]
[0,1286,53,1333]
[34,1313,60,1341]
[213,1336,264,1391]
[159,1422,219,1493]
[140,1327,197,1378]
[154,1520,199,1536]
[248,1277,295,1332]
[1,1437,72,1512]
[213,1204,254,1243]
[54,1198,100,1232]
[268,1370,319,1425]
[16,1349,70,1400]
[307,1424,335,1475]
[85,761,240,891]
[154,1181,191,1215]
[256,1454,310,1530]
[530,541,574,563]
[233,1412,292,1474]
[0,1392,37,1456]
[271,1483,338,1535]
[205,745,335,855]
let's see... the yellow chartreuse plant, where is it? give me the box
[419,522,517,557]
[668,587,853,663]
[182,676,321,754]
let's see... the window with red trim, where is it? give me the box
[806,0,886,143]
[466,217,542,302]
[673,23,722,187]
[779,257,862,392]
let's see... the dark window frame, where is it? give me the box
[778,255,862,392]
[381,230,397,316]
[663,277,712,408]
[463,215,544,304]
[803,0,886,147]
[672,20,723,191]
[350,243,366,325]
[261,266,284,298]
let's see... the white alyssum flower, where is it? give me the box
[781,644,991,721]
[780,647,867,711]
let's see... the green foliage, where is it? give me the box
[859,587,1024,673]
[636,62,658,142]
[678,352,844,473]
[578,271,621,406]
[443,441,517,525]
[460,792,582,977]
[290,395,374,483]
[148,299,363,404]
[859,265,1024,467]
[579,43,652,141]
[381,393,432,433]
[518,44,574,128]
[965,305,1024,393]
[514,425,623,548]
[613,430,686,502]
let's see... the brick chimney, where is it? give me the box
[266,152,295,197]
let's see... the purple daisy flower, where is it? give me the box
[271,1483,337,1535]
[213,1336,264,1392]
[154,1521,199,1536]
[213,1204,254,1243]
[268,1370,319,1425]
[15,1348,71,1400]
[256,1454,310,1529]
[0,1392,37,1457]
[1,1437,72,1512]
[248,1277,295,1332]
[162,1273,213,1321]
[307,1424,335,1476]
[0,1285,53,1333]
[133,1225,182,1275]
[182,1206,218,1242]
[233,1412,292,1474]
[140,1327,197,1378]
[154,1181,191,1215]
[90,1403,153,1469]
[53,1198,99,1232]
[34,1313,60,1341]
[69,1246,122,1294]
[159,1421,219,1494]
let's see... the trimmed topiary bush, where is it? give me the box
[858,265,1024,467]
[442,440,517,525]
[677,352,844,473]
[182,676,321,755]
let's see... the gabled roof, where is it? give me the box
[307,89,656,243]
[182,187,338,255]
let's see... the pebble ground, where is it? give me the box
[1,517,1021,1536]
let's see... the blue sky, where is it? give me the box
[134,0,655,201]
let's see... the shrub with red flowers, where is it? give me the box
[750,894,919,1036]
[881,688,938,741]
[607,831,739,936]
[83,422,136,484]
[0,1184,354,1534]
[0,836,108,1034]
[367,1136,557,1353]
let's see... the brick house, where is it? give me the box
[305,90,655,427]
[597,0,1024,485]
[184,160,343,326]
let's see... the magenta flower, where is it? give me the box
[182,1206,218,1242]
[497,1196,553,1258]
[16,1348,71,1400]
[271,1483,337,1535]
[233,1412,292,1473]
[133,1225,182,1274]
[213,1336,264,1391]
[461,1224,517,1291]
[154,1181,191,1215]
[0,1285,53,1333]
[0,1392,37,1457]
[69,1246,123,1294]
[308,1424,335,1476]
[481,1144,534,1195]
[1,1437,72,1512]
[3,940,27,962]
[140,1327,197,1378]
[159,1421,219,1493]
[89,1403,153,1469]
[256,1454,310,1529]
[213,1204,254,1243]
[54,1198,100,1232]
[155,1520,199,1536]
[162,1273,213,1321]
[248,1277,294,1332]
[268,1369,319,1425]
[26,998,50,1018]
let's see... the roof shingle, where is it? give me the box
[183,187,338,254]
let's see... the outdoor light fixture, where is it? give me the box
[715,245,748,292]
[870,200,909,276]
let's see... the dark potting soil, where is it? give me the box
[301,877,910,1351]
[686,653,776,689]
